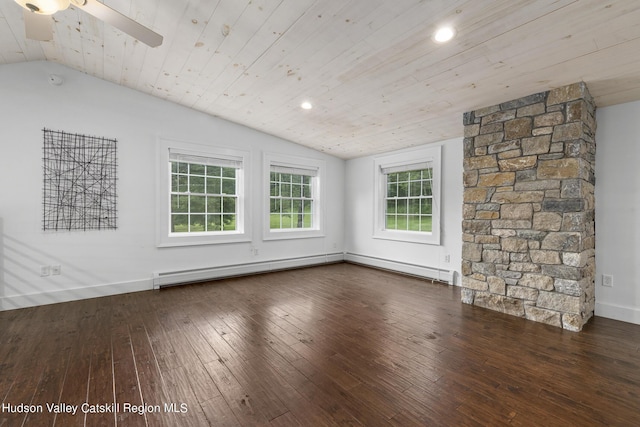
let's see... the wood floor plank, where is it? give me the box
[290,341,361,391]
[111,321,146,427]
[199,393,243,427]
[203,358,270,426]
[162,366,215,426]
[189,306,241,365]
[78,298,115,427]
[1,263,639,426]
[222,356,289,422]
[84,343,116,427]
[235,354,338,427]
[47,302,96,427]
[269,411,301,427]
[258,346,362,426]
[127,320,176,427]
[143,310,181,373]
[289,356,394,426]
[159,320,222,404]
[22,337,74,426]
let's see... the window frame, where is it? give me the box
[373,146,441,245]
[156,138,251,247]
[263,153,324,241]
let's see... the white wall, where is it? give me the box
[0,61,344,310]
[595,100,640,325]
[344,139,463,284]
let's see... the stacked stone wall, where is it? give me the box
[461,82,596,331]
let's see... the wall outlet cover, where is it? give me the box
[40,266,51,277]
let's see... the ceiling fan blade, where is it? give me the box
[23,9,53,41]
[78,0,163,47]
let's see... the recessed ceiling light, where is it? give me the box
[434,26,455,43]
[301,101,313,110]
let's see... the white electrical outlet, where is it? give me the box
[40,266,50,277]
[444,254,451,263]
[602,274,614,287]
[51,265,61,275]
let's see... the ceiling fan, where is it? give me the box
[15,0,163,47]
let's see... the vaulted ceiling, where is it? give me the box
[2,0,640,159]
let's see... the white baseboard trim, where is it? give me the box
[344,252,454,284]
[595,301,640,325]
[0,279,152,312]
[1,252,454,311]
[153,253,345,289]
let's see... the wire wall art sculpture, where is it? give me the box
[42,129,118,231]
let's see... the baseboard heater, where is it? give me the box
[153,253,344,289]
[344,252,454,284]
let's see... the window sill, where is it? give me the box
[373,229,440,245]
[157,232,251,247]
[263,229,324,241]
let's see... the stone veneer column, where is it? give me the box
[461,82,596,331]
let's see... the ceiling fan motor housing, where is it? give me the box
[16,0,70,15]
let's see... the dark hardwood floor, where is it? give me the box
[1,263,639,426]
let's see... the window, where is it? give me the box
[374,146,441,245]
[156,139,250,247]
[384,164,433,232]
[270,166,315,230]
[169,152,240,233]
[264,153,324,240]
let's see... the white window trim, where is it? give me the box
[373,145,441,245]
[263,152,325,241]
[156,138,251,247]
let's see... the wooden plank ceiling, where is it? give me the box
[1,0,640,159]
